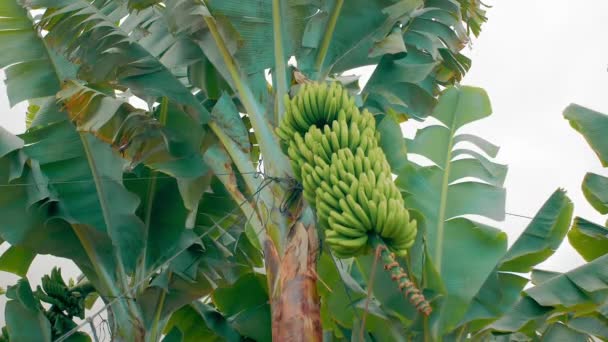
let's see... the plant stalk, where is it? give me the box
[71,225,144,341]
[272,0,289,121]
[137,97,169,293]
[149,272,172,342]
[202,15,292,177]
[79,134,132,295]
[208,122,284,249]
[314,0,344,79]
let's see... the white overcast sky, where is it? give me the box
[0,0,607,324]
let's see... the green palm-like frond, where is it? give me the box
[395,86,508,334]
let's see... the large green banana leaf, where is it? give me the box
[164,301,242,342]
[0,125,120,290]
[0,2,62,106]
[4,280,53,342]
[396,86,508,335]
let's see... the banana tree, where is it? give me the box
[0,0,604,341]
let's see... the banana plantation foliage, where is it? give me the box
[0,0,606,341]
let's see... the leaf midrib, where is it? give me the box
[79,133,131,292]
[434,92,462,271]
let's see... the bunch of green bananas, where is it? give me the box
[34,268,95,338]
[277,82,417,258]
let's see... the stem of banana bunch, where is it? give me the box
[369,235,432,317]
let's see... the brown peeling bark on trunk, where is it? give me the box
[271,222,322,342]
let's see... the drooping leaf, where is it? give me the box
[499,189,573,272]
[490,297,551,335]
[29,98,68,128]
[32,0,210,122]
[212,273,271,341]
[18,121,145,274]
[582,173,608,215]
[0,134,106,279]
[5,280,52,342]
[0,245,36,277]
[542,323,590,341]
[164,302,242,342]
[0,2,60,106]
[361,1,479,120]
[368,26,408,58]
[564,104,608,167]
[123,167,194,276]
[298,0,424,75]
[461,189,574,331]
[0,125,23,159]
[460,272,529,332]
[567,316,608,340]
[530,269,561,285]
[58,81,208,178]
[493,253,608,334]
[568,217,608,262]
[456,0,489,37]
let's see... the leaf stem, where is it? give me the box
[209,121,263,197]
[456,324,467,342]
[435,102,459,270]
[71,225,118,298]
[272,0,288,121]
[207,123,276,248]
[314,0,344,79]
[79,134,130,292]
[137,97,169,293]
[150,272,172,342]
[202,15,292,177]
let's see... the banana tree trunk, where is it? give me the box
[271,222,322,341]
